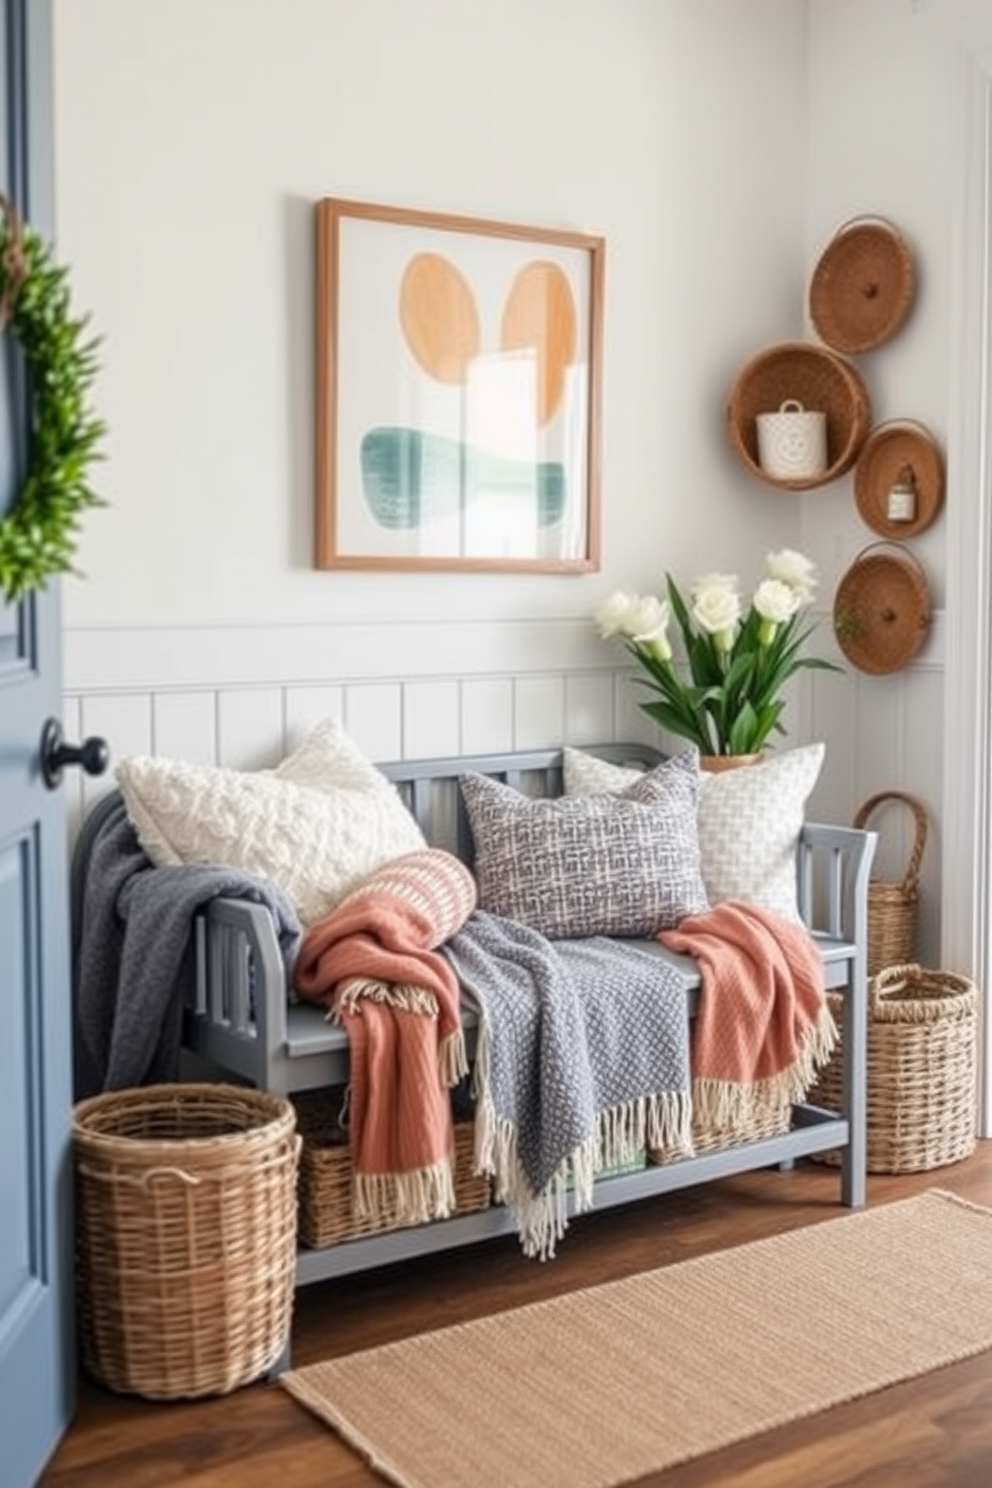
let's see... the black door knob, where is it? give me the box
[39,717,110,790]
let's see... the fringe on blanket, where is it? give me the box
[331,975,468,1228]
[471,1023,693,1262]
[692,1002,838,1132]
[353,1161,457,1228]
[333,976,469,1089]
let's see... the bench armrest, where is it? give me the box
[797,822,877,953]
[186,898,290,1083]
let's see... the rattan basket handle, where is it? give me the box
[862,417,935,443]
[847,540,930,592]
[853,790,928,893]
[830,213,906,239]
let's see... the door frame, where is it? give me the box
[943,43,992,1137]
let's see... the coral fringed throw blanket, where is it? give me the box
[658,900,837,1134]
[293,850,476,1228]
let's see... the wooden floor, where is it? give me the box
[40,1146,992,1488]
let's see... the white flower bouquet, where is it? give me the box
[594,549,841,756]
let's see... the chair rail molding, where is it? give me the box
[943,45,992,1137]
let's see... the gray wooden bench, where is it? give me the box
[72,743,876,1289]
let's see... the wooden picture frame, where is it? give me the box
[314,198,604,573]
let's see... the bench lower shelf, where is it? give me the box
[294,1104,853,1286]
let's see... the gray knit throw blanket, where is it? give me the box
[442,910,692,1260]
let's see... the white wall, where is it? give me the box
[54,0,808,635]
[53,0,808,677]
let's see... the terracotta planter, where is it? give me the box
[698,753,764,773]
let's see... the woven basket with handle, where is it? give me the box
[812,964,977,1173]
[853,790,928,976]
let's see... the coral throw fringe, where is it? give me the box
[293,851,476,1227]
[658,900,837,1131]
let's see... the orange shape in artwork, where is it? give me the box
[399,252,481,384]
[500,260,577,426]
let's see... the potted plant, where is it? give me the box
[593,549,841,761]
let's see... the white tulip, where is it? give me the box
[692,577,742,638]
[593,590,635,639]
[766,548,817,601]
[754,577,802,624]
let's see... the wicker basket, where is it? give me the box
[73,1083,299,1400]
[833,542,931,674]
[293,1089,491,1248]
[853,419,945,540]
[812,964,978,1173]
[648,1100,791,1165]
[808,216,916,354]
[854,790,928,977]
[727,341,871,491]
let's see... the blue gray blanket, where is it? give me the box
[74,796,302,1094]
[442,909,693,1259]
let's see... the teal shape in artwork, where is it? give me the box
[360,426,566,530]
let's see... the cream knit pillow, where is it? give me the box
[116,719,426,927]
[562,742,825,924]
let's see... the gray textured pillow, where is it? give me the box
[459,753,708,938]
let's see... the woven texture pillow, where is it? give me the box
[460,752,708,939]
[562,743,824,923]
[116,719,426,927]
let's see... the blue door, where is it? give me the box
[0,3,75,1484]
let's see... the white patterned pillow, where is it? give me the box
[460,752,708,939]
[116,719,426,927]
[562,742,825,923]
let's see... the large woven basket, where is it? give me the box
[293,1088,491,1248]
[727,340,871,491]
[812,964,978,1174]
[73,1083,299,1400]
[853,790,928,977]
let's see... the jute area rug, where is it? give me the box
[281,1190,992,1488]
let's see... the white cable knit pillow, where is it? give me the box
[563,742,825,923]
[116,719,426,927]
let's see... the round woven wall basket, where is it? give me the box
[812,964,977,1174]
[727,341,871,490]
[833,542,931,674]
[853,419,944,539]
[809,216,916,353]
[73,1082,300,1400]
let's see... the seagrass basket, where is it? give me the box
[812,964,978,1174]
[73,1083,299,1399]
[648,1100,791,1165]
[293,1088,490,1248]
[854,790,928,976]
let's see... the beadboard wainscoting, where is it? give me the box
[63,608,946,968]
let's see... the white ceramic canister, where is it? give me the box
[755,399,828,480]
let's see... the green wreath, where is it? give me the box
[0,194,106,604]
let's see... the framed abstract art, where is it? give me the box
[314,198,604,573]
